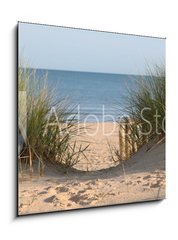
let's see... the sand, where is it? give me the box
[18,122,165,215]
[74,122,120,171]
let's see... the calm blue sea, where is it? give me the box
[35,69,139,122]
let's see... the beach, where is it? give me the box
[18,122,165,215]
[74,122,120,171]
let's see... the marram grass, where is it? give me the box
[123,63,165,151]
[18,67,88,176]
[112,64,165,163]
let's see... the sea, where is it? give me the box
[35,69,140,122]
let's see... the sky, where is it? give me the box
[19,22,165,75]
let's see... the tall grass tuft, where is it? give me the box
[109,64,165,163]
[122,64,165,151]
[18,66,88,176]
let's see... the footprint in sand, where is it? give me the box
[137,180,142,184]
[69,193,96,206]
[120,180,125,183]
[89,180,97,185]
[19,203,24,208]
[77,190,86,194]
[44,195,58,203]
[79,201,91,206]
[150,182,160,188]
[143,183,150,187]
[44,186,52,191]
[108,193,116,196]
[143,175,151,180]
[127,181,133,185]
[69,194,88,204]
[55,186,69,193]
[38,191,48,195]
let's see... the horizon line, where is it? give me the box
[21,66,146,76]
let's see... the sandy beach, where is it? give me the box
[74,122,120,171]
[18,122,165,215]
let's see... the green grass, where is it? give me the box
[109,64,165,163]
[18,66,88,176]
[123,63,165,149]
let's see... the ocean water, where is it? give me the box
[36,69,139,122]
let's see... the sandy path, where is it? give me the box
[74,122,120,171]
[19,170,165,215]
[18,123,165,215]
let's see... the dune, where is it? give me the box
[19,122,165,215]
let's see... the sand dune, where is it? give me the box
[19,123,165,215]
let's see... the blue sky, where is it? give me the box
[19,22,165,75]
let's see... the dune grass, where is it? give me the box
[121,64,165,153]
[110,64,165,163]
[18,67,88,176]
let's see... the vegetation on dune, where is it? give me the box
[124,64,165,146]
[18,66,88,176]
[18,62,165,176]
[111,64,165,162]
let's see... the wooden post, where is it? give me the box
[126,121,132,159]
[119,124,126,161]
[29,147,33,177]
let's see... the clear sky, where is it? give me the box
[19,22,165,75]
